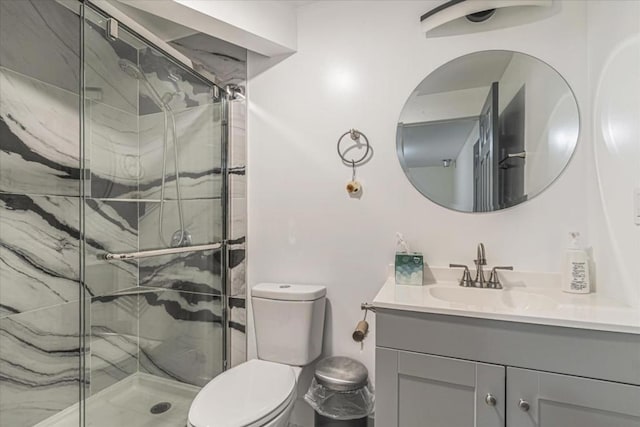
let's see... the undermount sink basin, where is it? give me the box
[428,285,559,311]
[502,290,558,311]
[429,286,503,308]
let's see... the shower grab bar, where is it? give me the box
[105,242,222,261]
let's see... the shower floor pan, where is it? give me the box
[36,373,199,427]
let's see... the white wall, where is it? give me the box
[497,53,579,195]
[408,165,456,207]
[586,1,640,306]
[454,121,477,211]
[246,0,638,424]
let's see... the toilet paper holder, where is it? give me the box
[353,303,376,342]
[360,302,376,312]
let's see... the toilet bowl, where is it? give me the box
[188,283,326,427]
[187,360,301,427]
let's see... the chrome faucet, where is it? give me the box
[474,243,487,287]
[450,243,513,289]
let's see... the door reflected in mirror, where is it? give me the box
[397,50,579,213]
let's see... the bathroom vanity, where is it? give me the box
[372,275,640,427]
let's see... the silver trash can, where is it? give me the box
[305,356,374,426]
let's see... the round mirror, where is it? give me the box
[397,50,579,212]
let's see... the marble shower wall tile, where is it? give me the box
[138,199,222,248]
[138,103,222,200]
[0,301,82,427]
[138,47,215,115]
[0,194,80,317]
[229,97,247,298]
[86,100,140,199]
[229,99,247,168]
[138,199,222,295]
[90,294,138,395]
[229,237,246,298]
[138,250,222,296]
[138,289,223,387]
[0,0,80,94]
[84,7,139,115]
[229,172,247,240]
[0,67,80,196]
[84,199,138,297]
[229,297,247,367]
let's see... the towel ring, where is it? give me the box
[337,129,371,166]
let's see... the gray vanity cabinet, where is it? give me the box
[506,367,640,427]
[375,309,640,427]
[376,348,505,427]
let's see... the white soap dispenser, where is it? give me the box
[562,232,591,294]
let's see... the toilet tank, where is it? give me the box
[252,283,326,366]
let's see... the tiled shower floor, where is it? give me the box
[36,374,199,427]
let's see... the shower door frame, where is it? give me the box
[78,1,231,424]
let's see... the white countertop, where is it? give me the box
[372,268,640,335]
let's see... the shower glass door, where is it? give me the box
[81,4,225,426]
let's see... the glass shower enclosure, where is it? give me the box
[0,1,228,426]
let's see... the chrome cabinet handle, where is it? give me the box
[518,399,530,412]
[485,393,497,406]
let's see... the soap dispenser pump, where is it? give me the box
[562,232,591,294]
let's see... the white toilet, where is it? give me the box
[188,283,327,427]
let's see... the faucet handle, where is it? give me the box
[487,266,513,289]
[449,264,474,287]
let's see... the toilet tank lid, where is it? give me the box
[253,283,326,301]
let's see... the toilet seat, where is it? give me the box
[188,359,297,427]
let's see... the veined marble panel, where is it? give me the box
[0,0,80,94]
[138,199,222,249]
[84,199,138,298]
[229,238,246,298]
[138,199,222,294]
[229,172,247,242]
[229,297,246,367]
[84,7,139,115]
[90,294,138,395]
[0,67,80,196]
[138,47,215,115]
[0,301,82,426]
[138,289,223,387]
[85,100,140,199]
[0,194,80,317]
[138,104,222,200]
[229,99,247,167]
[138,250,221,296]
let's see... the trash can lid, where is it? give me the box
[314,356,368,392]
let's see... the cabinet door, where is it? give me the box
[507,367,640,427]
[376,348,505,427]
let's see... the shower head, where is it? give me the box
[118,58,178,110]
[118,58,145,80]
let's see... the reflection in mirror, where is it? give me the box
[397,51,579,212]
